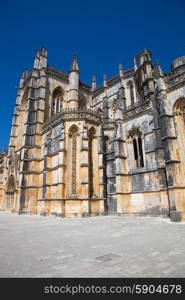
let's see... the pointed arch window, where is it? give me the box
[138,137,144,167]
[127,128,145,170]
[103,136,109,210]
[51,87,63,116]
[88,127,96,198]
[69,126,78,196]
[133,138,138,161]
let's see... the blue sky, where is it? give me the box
[0,0,185,149]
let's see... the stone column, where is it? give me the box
[80,121,90,216]
[20,49,47,214]
[98,126,104,214]
[57,122,66,216]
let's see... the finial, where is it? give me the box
[156,60,163,77]
[103,73,107,88]
[44,48,48,57]
[41,48,45,56]
[134,57,138,71]
[35,49,40,58]
[21,71,26,79]
[38,47,47,69]
[70,53,79,72]
[119,63,124,78]
[25,70,29,77]
[40,47,47,57]
[92,74,96,82]
[91,74,96,91]
[34,48,40,69]
[19,71,26,88]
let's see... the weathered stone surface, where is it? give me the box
[1,49,185,221]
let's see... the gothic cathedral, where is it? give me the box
[1,49,185,221]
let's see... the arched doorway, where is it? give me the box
[6,174,16,209]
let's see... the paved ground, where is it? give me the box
[0,212,185,278]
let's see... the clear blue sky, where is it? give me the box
[0,0,185,150]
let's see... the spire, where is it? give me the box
[91,74,96,91]
[68,54,80,108]
[34,49,40,69]
[134,57,138,71]
[41,47,47,58]
[155,60,166,91]
[119,63,124,78]
[70,54,79,73]
[38,47,47,69]
[156,60,163,77]
[103,73,107,88]
[19,71,26,88]
[92,74,96,82]
[21,71,26,79]
[35,49,40,58]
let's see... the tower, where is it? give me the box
[135,49,154,103]
[67,54,79,108]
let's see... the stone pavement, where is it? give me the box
[0,212,185,278]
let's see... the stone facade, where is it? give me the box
[1,48,185,221]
